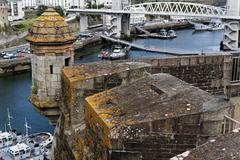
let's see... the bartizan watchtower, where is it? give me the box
[26,8,76,123]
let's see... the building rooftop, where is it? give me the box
[86,73,230,136]
[171,130,240,160]
[63,61,151,84]
[26,8,75,45]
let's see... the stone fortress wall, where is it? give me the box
[50,53,238,160]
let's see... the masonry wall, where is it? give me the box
[84,102,232,160]
[110,107,233,160]
[139,55,229,94]
[0,57,31,77]
[51,62,152,160]
[52,55,233,160]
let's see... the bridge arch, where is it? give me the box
[123,2,226,19]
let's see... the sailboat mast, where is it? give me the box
[25,118,31,141]
[7,108,12,131]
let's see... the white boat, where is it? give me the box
[0,110,53,160]
[193,23,213,31]
[109,46,129,60]
[167,30,177,38]
[189,19,224,31]
[0,142,45,160]
[159,29,168,37]
[208,23,224,31]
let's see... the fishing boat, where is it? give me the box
[109,45,129,60]
[208,22,224,31]
[98,50,110,59]
[0,110,53,160]
[159,29,168,38]
[189,19,224,31]
[193,23,212,31]
[98,45,130,60]
[0,142,45,160]
[138,29,177,39]
[167,30,177,38]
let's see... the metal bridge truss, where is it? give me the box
[123,2,226,18]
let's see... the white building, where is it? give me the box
[21,0,36,8]
[21,0,86,9]
[95,0,112,7]
[9,0,25,21]
[130,7,146,24]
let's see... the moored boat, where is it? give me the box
[98,45,130,60]
[98,50,110,59]
[159,29,168,38]
[0,110,53,160]
[109,46,129,60]
[167,30,177,38]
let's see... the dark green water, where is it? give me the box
[0,73,54,133]
[0,29,224,133]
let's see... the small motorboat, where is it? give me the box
[208,23,224,31]
[109,46,128,60]
[167,30,177,38]
[159,29,168,38]
[189,21,212,31]
[98,50,110,59]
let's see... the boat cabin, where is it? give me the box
[0,132,13,149]
[7,143,31,160]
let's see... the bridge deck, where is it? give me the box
[101,35,198,56]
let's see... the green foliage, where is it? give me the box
[36,5,48,16]
[75,15,80,22]
[14,18,36,31]
[54,6,65,17]
[132,0,146,4]
[24,10,37,19]
[86,1,104,9]
[0,25,16,35]
[36,5,65,17]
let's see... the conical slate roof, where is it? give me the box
[26,8,75,45]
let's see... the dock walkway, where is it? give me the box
[135,26,151,35]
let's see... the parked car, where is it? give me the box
[0,52,7,57]
[3,53,16,59]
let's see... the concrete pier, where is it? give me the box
[223,0,240,50]
[79,14,88,32]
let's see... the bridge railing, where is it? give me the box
[123,2,226,18]
[231,56,240,83]
[222,115,240,134]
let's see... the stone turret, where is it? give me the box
[26,8,76,124]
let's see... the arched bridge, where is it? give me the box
[123,2,226,19]
[67,2,239,19]
[67,0,240,50]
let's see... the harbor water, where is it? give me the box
[0,29,224,133]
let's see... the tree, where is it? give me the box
[54,6,65,17]
[36,5,65,17]
[36,5,48,16]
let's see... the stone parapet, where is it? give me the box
[138,54,231,94]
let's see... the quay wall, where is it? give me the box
[0,36,102,77]
[0,57,31,77]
